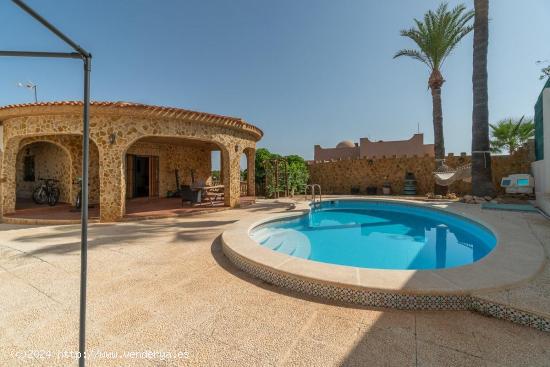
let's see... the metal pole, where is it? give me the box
[33,85,37,103]
[0,50,81,58]
[79,55,91,367]
[11,0,90,58]
[4,2,92,366]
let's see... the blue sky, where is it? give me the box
[1,0,549,160]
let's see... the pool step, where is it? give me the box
[253,229,312,259]
[292,241,311,258]
[276,240,297,255]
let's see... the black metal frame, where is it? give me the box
[0,1,92,366]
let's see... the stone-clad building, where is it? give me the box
[314,133,434,161]
[0,101,262,222]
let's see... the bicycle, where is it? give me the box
[32,178,60,206]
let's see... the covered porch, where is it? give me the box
[0,101,262,223]
[3,134,257,224]
[121,135,256,218]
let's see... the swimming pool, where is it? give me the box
[250,200,497,270]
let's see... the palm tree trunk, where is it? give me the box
[430,69,447,195]
[431,85,445,166]
[472,0,495,197]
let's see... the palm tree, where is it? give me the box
[471,0,495,196]
[394,3,474,174]
[490,116,535,154]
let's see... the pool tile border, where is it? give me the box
[224,244,550,332]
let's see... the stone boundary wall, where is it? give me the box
[308,149,533,196]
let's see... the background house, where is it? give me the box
[314,133,434,161]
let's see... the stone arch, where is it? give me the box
[2,133,101,215]
[16,140,73,205]
[95,133,241,220]
[122,134,223,199]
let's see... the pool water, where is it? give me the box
[250,200,496,270]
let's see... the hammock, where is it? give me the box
[433,163,472,186]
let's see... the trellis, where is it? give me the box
[264,158,289,198]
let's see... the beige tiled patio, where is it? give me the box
[1,200,549,366]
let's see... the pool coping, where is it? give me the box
[222,197,547,312]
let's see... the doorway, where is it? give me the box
[134,156,150,197]
[126,154,159,198]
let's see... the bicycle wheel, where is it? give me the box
[48,188,60,206]
[33,187,47,204]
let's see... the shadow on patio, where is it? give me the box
[4,196,256,223]
[13,218,237,258]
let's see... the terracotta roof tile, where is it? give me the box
[0,100,263,138]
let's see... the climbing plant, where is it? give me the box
[255,148,309,197]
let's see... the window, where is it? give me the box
[23,155,35,182]
[516,178,529,186]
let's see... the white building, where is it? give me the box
[532,78,550,215]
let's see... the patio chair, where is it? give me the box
[180,185,200,207]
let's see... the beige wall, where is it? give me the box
[314,134,434,162]
[126,141,212,198]
[314,145,360,161]
[359,134,434,158]
[308,148,533,196]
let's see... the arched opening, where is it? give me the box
[240,152,248,196]
[11,137,101,221]
[243,147,256,201]
[211,149,222,186]
[122,136,226,219]
[16,141,72,206]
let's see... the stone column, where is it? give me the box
[221,146,241,207]
[1,138,20,215]
[245,148,255,197]
[219,150,224,184]
[0,148,3,219]
[98,148,125,222]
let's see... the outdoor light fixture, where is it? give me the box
[0,1,92,366]
[109,133,116,145]
[17,81,38,102]
[235,144,240,152]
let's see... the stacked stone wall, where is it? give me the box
[308,149,533,196]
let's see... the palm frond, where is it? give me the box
[394,49,432,68]
[395,2,474,73]
[490,116,535,154]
